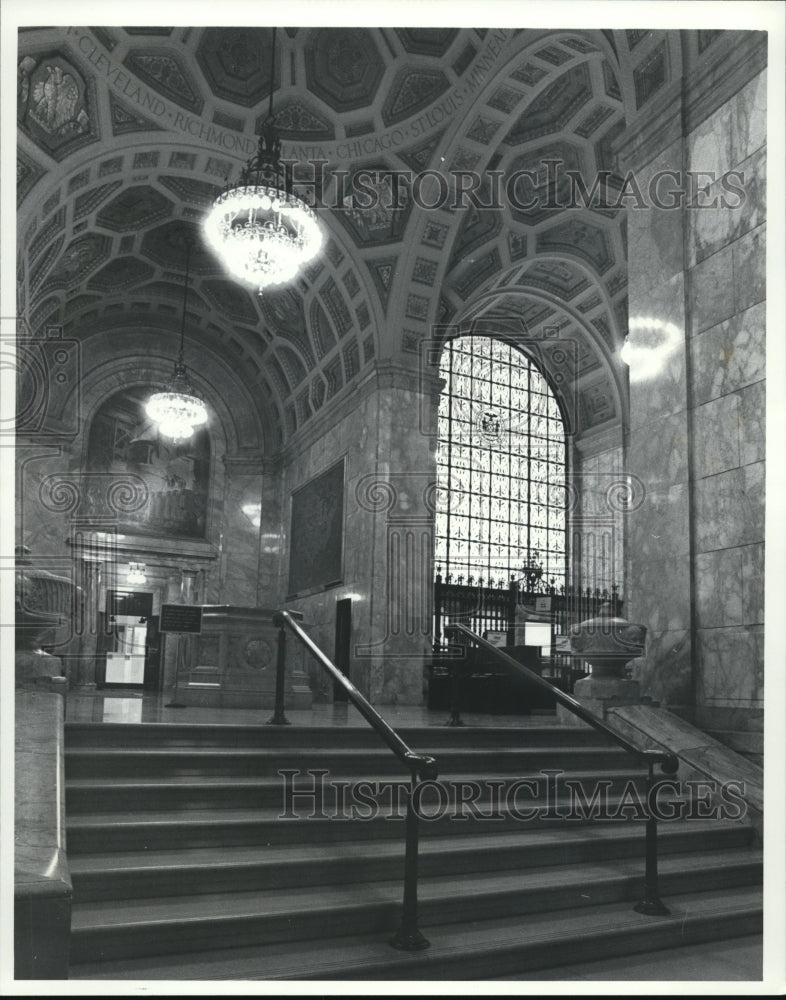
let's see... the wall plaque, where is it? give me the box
[160,603,203,633]
[287,459,344,596]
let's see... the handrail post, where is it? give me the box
[634,761,670,915]
[266,620,291,726]
[446,659,464,727]
[390,772,430,951]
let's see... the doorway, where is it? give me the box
[102,590,160,690]
[333,598,352,701]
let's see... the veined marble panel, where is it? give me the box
[690,300,765,405]
[219,472,263,606]
[628,554,691,634]
[626,138,687,303]
[631,627,692,708]
[688,145,766,268]
[687,70,766,182]
[695,547,743,629]
[736,379,765,467]
[696,625,764,706]
[694,461,765,553]
[732,222,766,314]
[687,242,735,337]
[628,411,689,485]
[626,482,691,561]
[730,70,767,170]
[691,394,740,479]
[741,542,764,626]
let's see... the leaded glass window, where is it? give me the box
[435,336,566,585]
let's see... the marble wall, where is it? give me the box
[620,66,765,749]
[686,70,766,749]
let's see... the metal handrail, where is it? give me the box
[444,622,679,915]
[271,609,437,950]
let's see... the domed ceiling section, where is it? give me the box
[17,26,687,449]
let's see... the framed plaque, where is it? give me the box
[287,459,344,596]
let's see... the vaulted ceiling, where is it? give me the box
[17,25,693,452]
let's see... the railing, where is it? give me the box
[434,573,623,656]
[270,610,438,951]
[444,622,679,916]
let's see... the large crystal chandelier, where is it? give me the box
[146,239,208,442]
[203,28,322,295]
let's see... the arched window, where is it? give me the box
[435,336,566,586]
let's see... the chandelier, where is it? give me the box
[146,239,208,441]
[202,28,322,295]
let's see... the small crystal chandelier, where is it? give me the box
[146,239,208,442]
[202,27,322,295]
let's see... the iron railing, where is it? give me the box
[443,623,679,916]
[270,610,438,951]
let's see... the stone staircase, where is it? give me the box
[64,721,762,981]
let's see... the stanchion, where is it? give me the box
[266,622,291,726]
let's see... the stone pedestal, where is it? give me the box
[557,676,646,727]
[172,605,312,709]
[559,606,651,725]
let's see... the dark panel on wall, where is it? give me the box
[287,459,344,596]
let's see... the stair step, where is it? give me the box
[66,791,682,852]
[64,721,607,750]
[68,881,762,975]
[64,766,653,818]
[64,744,632,778]
[68,820,753,901]
[68,847,761,963]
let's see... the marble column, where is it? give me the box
[256,457,285,608]
[217,453,264,606]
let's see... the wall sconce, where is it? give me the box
[242,502,262,528]
[127,562,147,585]
[620,317,682,382]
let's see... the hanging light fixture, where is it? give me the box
[202,27,322,295]
[127,562,147,585]
[146,239,208,441]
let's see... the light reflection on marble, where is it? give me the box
[219,471,264,606]
[627,275,687,429]
[690,300,765,406]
